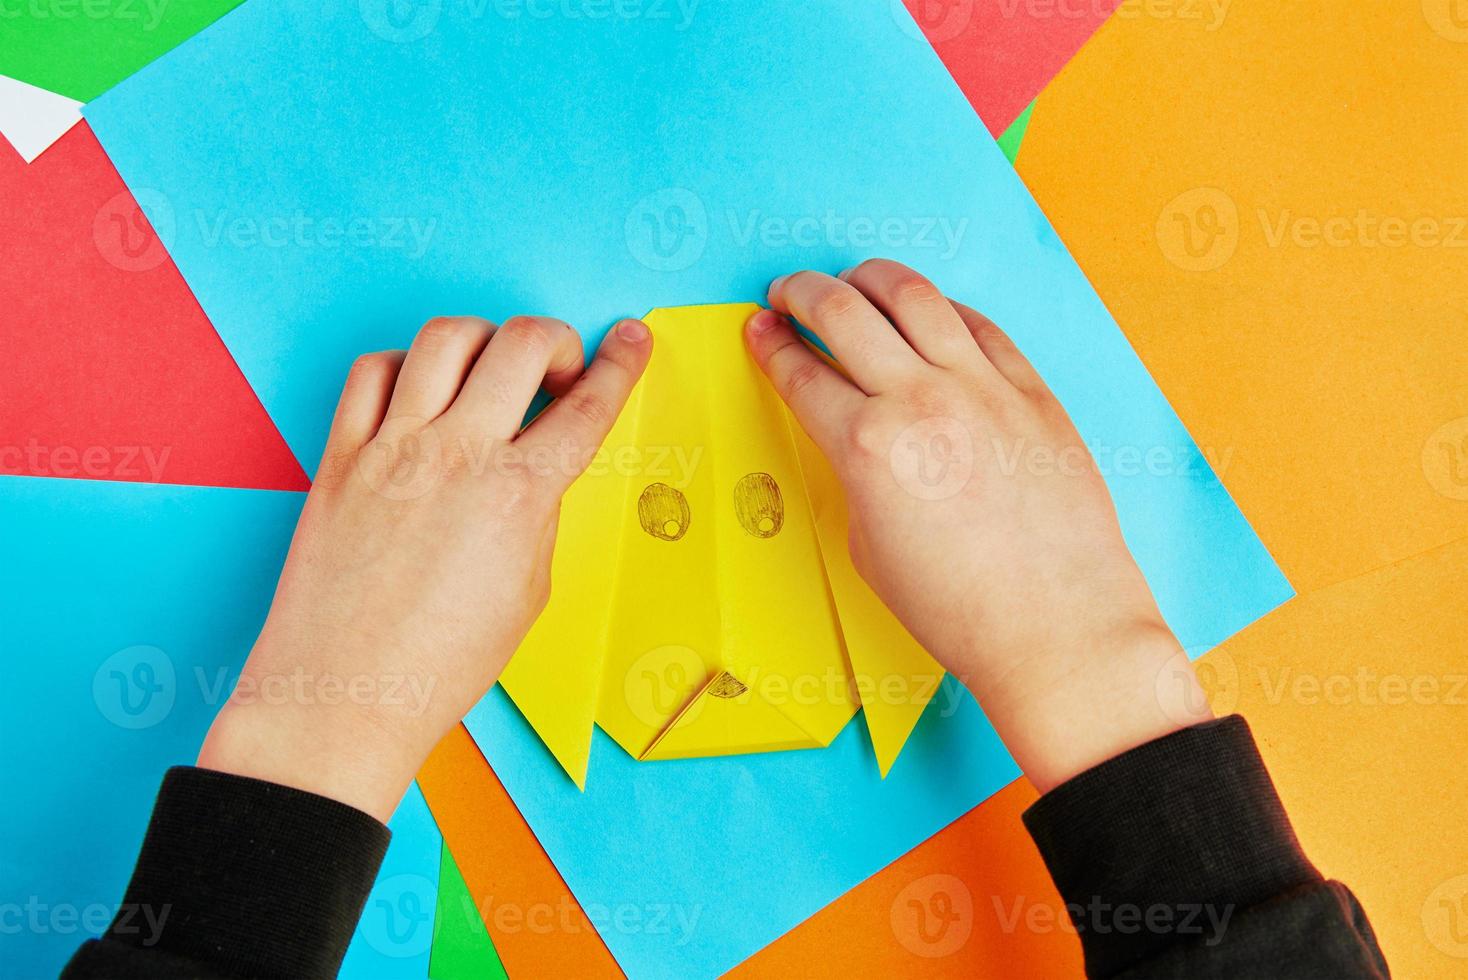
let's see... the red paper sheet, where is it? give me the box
[0,125,307,491]
[905,0,1122,135]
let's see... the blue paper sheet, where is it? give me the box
[82,2,1295,976]
[0,476,440,980]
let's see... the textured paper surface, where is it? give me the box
[1019,3,1468,592]
[0,73,82,162]
[0,0,243,101]
[0,476,438,979]
[0,123,307,491]
[902,0,1120,135]
[429,841,509,980]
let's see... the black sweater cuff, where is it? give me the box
[1022,716,1321,977]
[64,766,390,980]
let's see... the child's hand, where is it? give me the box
[746,261,1210,790]
[199,315,652,820]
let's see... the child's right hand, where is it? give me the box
[745,260,1212,790]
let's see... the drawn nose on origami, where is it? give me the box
[638,483,691,541]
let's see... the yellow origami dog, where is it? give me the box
[499,304,944,786]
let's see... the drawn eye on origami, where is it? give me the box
[734,472,784,538]
[638,483,691,541]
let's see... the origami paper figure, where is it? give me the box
[501,304,943,785]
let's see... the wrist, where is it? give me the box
[198,691,427,824]
[962,618,1212,794]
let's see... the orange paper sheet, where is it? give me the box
[1206,536,1468,978]
[1018,4,1468,592]
[731,779,1080,978]
[419,727,622,978]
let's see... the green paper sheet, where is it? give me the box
[996,100,1035,164]
[430,842,509,980]
[0,0,243,102]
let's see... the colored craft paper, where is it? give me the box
[730,779,1079,978]
[902,0,1121,135]
[995,100,1034,165]
[0,0,243,102]
[429,841,509,980]
[1207,536,1468,979]
[506,304,939,783]
[0,73,82,162]
[341,783,443,979]
[84,6,1291,973]
[0,122,307,491]
[85,0,1290,684]
[0,476,439,979]
[1019,3,1468,592]
[466,678,1022,980]
[419,727,621,978]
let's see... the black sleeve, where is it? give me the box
[1022,715,1389,979]
[61,767,391,980]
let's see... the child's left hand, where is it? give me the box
[198,314,652,821]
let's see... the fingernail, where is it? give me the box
[837,266,856,281]
[748,309,780,335]
[768,274,790,296]
[617,319,649,342]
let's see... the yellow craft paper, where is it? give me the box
[503,303,943,783]
[1018,4,1468,593]
[498,379,639,787]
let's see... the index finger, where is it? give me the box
[768,270,925,394]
